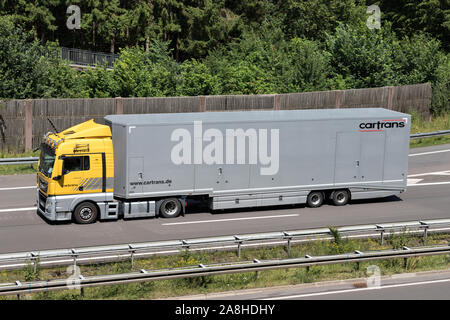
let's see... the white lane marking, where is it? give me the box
[406,178,423,185]
[162,214,299,226]
[409,149,450,157]
[264,277,450,300]
[0,186,35,191]
[0,207,36,213]
[407,181,450,187]
[408,170,450,177]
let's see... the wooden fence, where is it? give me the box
[0,83,432,152]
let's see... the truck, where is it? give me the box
[37,108,411,224]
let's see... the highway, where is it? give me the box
[0,143,449,254]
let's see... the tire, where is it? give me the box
[73,202,98,224]
[307,191,325,208]
[159,198,182,218]
[331,189,350,206]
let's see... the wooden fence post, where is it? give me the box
[115,97,123,114]
[273,94,281,110]
[200,96,206,112]
[25,100,33,151]
[334,90,342,109]
[387,86,394,110]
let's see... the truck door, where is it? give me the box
[334,132,360,184]
[57,155,93,195]
[360,132,386,182]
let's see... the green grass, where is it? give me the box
[0,232,449,300]
[410,112,450,148]
[0,150,38,175]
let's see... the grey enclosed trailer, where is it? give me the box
[105,108,410,218]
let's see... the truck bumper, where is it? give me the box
[36,190,72,221]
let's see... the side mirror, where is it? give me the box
[53,175,62,181]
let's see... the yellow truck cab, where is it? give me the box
[37,120,116,223]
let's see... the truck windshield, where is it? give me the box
[39,144,56,178]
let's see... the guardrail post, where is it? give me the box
[71,249,78,269]
[15,281,21,300]
[420,221,429,244]
[181,240,190,251]
[283,232,292,256]
[305,255,312,272]
[234,236,243,258]
[128,245,136,269]
[79,275,85,297]
[403,246,410,268]
[30,252,38,274]
[253,259,261,280]
[377,226,385,245]
[355,250,363,271]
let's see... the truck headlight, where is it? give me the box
[45,198,55,212]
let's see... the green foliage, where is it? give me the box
[0,1,448,114]
[23,256,41,282]
[176,59,219,96]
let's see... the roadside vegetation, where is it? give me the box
[0,231,449,300]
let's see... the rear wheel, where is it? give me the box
[73,202,98,224]
[307,191,325,208]
[331,189,350,206]
[159,198,182,218]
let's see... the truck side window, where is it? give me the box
[63,156,90,175]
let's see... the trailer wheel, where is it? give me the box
[307,191,325,208]
[331,189,350,206]
[159,198,182,218]
[73,202,98,224]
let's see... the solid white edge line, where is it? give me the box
[409,149,450,157]
[407,181,450,187]
[264,278,450,300]
[162,214,300,226]
[0,186,36,191]
[0,207,36,213]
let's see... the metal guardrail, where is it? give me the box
[1,218,450,271]
[1,130,448,166]
[0,157,38,165]
[60,47,119,68]
[410,130,450,139]
[1,244,449,296]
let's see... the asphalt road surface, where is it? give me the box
[0,144,449,253]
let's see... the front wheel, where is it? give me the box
[73,202,98,224]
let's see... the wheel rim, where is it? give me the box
[335,192,347,204]
[163,200,178,216]
[79,207,93,221]
[310,194,321,206]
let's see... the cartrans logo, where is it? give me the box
[170,121,279,175]
[359,118,407,132]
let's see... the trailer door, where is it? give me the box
[360,132,386,182]
[334,132,360,184]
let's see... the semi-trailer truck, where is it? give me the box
[37,108,411,224]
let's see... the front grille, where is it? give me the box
[38,192,47,211]
[38,176,48,193]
